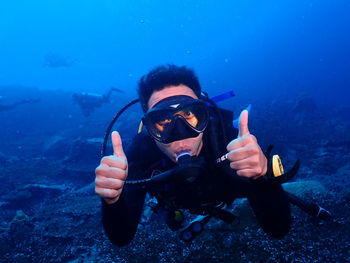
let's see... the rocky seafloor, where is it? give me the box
[0,89,349,262]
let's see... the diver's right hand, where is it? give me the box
[95,131,128,204]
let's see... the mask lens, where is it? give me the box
[143,100,208,142]
[178,102,208,131]
[176,108,198,128]
[145,110,175,140]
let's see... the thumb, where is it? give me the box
[238,110,250,137]
[111,131,126,159]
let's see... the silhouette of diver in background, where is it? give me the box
[73,87,123,117]
[0,96,39,112]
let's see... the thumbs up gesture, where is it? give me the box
[226,110,267,179]
[95,131,128,204]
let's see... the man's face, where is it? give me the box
[147,85,204,163]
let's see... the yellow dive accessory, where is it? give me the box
[138,121,144,134]
[174,210,184,222]
[272,155,284,177]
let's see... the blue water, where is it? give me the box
[0,0,348,105]
[1,0,349,156]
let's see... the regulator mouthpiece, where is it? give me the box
[176,150,192,163]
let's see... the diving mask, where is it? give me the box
[142,96,209,144]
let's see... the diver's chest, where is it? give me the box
[148,173,227,209]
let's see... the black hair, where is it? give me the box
[138,64,202,112]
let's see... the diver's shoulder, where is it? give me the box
[208,106,234,121]
[218,107,234,122]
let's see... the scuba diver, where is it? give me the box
[72,87,123,117]
[0,96,39,112]
[95,64,331,247]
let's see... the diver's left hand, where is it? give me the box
[226,110,267,179]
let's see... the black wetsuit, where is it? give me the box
[102,108,291,247]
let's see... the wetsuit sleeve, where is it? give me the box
[218,108,291,237]
[101,183,147,246]
[245,146,292,238]
[247,179,291,238]
[101,134,152,247]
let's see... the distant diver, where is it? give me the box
[0,97,39,112]
[44,52,76,68]
[73,87,124,117]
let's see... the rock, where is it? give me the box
[8,210,34,243]
[74,182,95,196]
[2,183,69,209]
[56,168,95,187]
[207,180,329,233]
[14,210,29,221]
[282,180,328,197]
[43,136,102,165]
[66,137,103,164]
[43,135,71,160]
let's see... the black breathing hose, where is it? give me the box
[100,99,140,158]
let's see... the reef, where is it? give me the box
[0,89,349,262]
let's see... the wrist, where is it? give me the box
[103,196,119,205]
[261,157,268,176]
